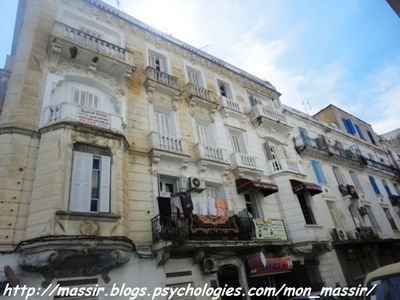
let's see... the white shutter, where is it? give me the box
[149,53,157,69]
[197,124,208,145]
[99,155,111,212]
[70,152,92,212]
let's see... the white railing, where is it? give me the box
[251,104,288,123]
[267,159,303,175]
[150,132,186,153]
[145,67,178,89]
[53,21,126,62]
[196,144,226,162]
[219,96,241,112]
[41,102,124,133]
[186,83,213,102]
[231,152,257,169]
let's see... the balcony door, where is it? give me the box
[187,66,203,87]
[245,193,264,219]
[149,50,167,72]
[265,140,286,161]
[155,111,171,136]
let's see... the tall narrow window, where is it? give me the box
[230,133,242,153]
[155,111,170,136]
[349,170,363,193]
[186,66,203,87]
[367,130,376,145]
[369,176,381,195]
[332,166,346,186]
[196,123,209,145]
[382,180,393,197]
[311,160,327,184]
[298,127,311,146]
[297,193,316,225]
[70,147,111,213]
[217,80,232,98]
[73,88,99,110]
[342,118,356,134]
[383,208,398,230]
[366,206,380,230]
[354,124,365,140]
[149,50,167,72]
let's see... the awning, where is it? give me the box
[247,252,292,277]
[290,179,322,196]
[235,178,278,197]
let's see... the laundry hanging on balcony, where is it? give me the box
[157,192,193,216]
[290,179,323,196]
[235,178,279,197]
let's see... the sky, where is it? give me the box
[1,0,399,134]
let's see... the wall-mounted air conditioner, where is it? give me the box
[188,177,205,192]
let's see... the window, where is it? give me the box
[367,130,376,145]
[245,194,263,219]
[159,175,178,197]
[349,170,363,193]
[298,127,311,146]
[383,207,398,230]
[230,132,242,153]
[297,193,316,225]
[368,153,375,161]
[70,146,111,213]
[366,206,380,230]
[73,87,99,110]
[311,160,327,184]
[186,66,203,87]
[217,79,232,98]
[369,176,381,195]
[354,124,365,140]
[342,118,356,135]
[155,111,171,136]
[326,201,344,228]
[382,180,393,197]
[332,166,346,186]
[148,50,167,72]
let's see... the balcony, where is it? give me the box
[196,144,229,171]
[294,136,363,167]
[360,156,399,175]
[266,159,304,176]
[185,83,217,110]
[144,67,181,98]
[41,102,125,133]
[49,21,134,78]
[151,214,288,250]
[250,104,292,134]
[149,132,189,164]
[230,152,262,177]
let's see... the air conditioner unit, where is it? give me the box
[188,177,205,192]
[203,258,219,273]
[332,228,347,242]
[346,231,355,240]
[354,230,361,240]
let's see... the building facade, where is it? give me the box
[0,0,400,299]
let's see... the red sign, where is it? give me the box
[247,252,292,277]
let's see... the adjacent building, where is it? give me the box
[0,0,399,299]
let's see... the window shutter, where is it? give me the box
[369,176,380,194]
[70,152,92,212]
[99,155,111,213]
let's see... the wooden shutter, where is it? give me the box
[70,152,92,212]
[99,155,111,212]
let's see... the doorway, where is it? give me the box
[217,265,242,300]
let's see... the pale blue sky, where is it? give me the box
[1,0,399,133]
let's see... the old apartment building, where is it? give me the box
[1,0,400,298]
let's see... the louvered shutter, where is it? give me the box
[70,152,92,212]
[99,155,111,212]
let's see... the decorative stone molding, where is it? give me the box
[19,236,135,286]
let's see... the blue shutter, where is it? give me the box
[342,118,350,133]
[311,160,327,184]
[299,127,310,146]
[383,181,393,197]
[354,124,365,140]
[369,176,381,194]
[347,120,356,134]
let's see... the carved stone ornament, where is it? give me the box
[18,236,135,286]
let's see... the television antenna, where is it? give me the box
[302,101,312,115]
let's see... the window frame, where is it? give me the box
[369,176,381,195]
[297,192,317,225]
[69,145,111,214]
[349,170,364,193]
[311,160,328,184]
[383,207,398,230]
[148,49,168,73]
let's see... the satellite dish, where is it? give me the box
[4,265,20,287]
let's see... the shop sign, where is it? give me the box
[248,252,292,277]
[254,218,288,241]
[79,109,111,129]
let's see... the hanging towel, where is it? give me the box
[198,196,208,215]
[208,196,217,216]
[215,199,227,216]
[171,194,183,216]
